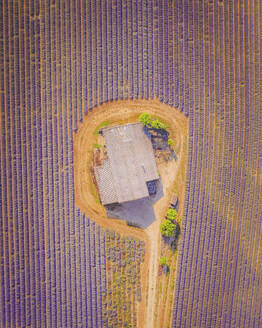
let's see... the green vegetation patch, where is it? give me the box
[93,120,110,136]
[138,112,152,125]
[138,112,167,130]
[160,256,167,266]
[160,219,176,237]
[166,208,178,222]
[168,138,175,147]
[93,143,103,149]
[150,119,167,130]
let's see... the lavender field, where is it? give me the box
[0,0,261,327]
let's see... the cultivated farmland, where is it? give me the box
[0,1,261,328]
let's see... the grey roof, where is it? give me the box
[94,123,159,205]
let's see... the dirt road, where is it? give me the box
[145,222,160,328]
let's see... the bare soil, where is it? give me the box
[73,98,188,328]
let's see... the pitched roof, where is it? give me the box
[94,123,159,205]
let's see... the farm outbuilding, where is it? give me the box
[94,123,159,205]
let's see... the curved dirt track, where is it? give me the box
[73,98,188,327]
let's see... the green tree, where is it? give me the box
[150,119,167,130]
[160,219,176,237]
[138,112,152,125]
[167,208,178,221]
[160,257,167,266]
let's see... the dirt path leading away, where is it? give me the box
[144,222,160,328]
[73,98,188,327]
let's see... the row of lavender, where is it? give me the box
[173,1,262,327]
[66,0,179,131]
[0,1,102,327]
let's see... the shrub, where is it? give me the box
[167,208,178,221]
[138,112,152,125]
[160,257,167,266]
[168,138,175,147]
[139,113,167,130]
[150,119,167,130]
[160,219,176,237]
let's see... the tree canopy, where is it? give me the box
[138,112,152,125]
[150,119,167,130]
[138,113,167,130]
[160,219,176,237]
[167,208,178,221]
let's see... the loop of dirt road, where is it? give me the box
[73,98,188,328]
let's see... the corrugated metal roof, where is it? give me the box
[94,123,159,205]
